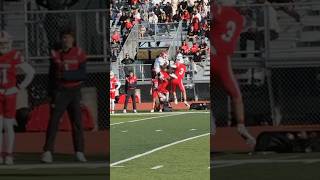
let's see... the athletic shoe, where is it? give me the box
[237,124,256,146]
[184,101,190,108]
[150,109,154,113]
[123,109,127,113]
[133,109,137,113]
[174,98,178,104]
[4,156,14,165]
[159,109,162,112]
[75,152,87,162]
[111,111,115,114]
[41,151,53,163]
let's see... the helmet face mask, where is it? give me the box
[0,31,12,54]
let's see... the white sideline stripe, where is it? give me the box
[112,165,125,168]
[151,165,163,170]
[110,133,209,167]
[111,114,184,126]
[111,112,209,116]
[0,162,108,170]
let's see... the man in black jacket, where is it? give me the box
[42,28,87,163]
[123,71,137,113]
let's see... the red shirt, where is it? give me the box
[158,71,170,93]
[0,49,22,89]
[110,76,119,91]
[181,43,190,54]
[111,33,121,43]
[211,5,244,55]
[51,47,87,88]
[182,11,191,21]
[175,63,186,80]
[190,44,199,54]
[125,21,133,30]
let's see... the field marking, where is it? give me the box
[151,165,163,170]
[0,162,108,170]
[111,112,208,126]
[190,129,197,131]
[211,158,320,169]
[121,130,128,133]
[111,111,209,116]
[155,129,163,132]
[110,133,210,167]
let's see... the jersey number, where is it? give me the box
[221,21,236,42]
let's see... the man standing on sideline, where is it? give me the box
[0,31,35,165]
[42,28,87,163]
[123,71,137,113]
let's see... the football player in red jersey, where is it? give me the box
[42,29,88,163]
[170,55,190,107]
[211,0,256,145]
[150,72,160,113]
[0,31,35,165]
[110,71,121,114]
[158,67,170,111]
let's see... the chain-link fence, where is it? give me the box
[213,2,320,127]
[1,7,109,130]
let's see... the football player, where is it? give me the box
[170,55,190,108]
[150,72,160,113]
[110,71,121,114]
[211,0,256,145]
[0,31,35,165]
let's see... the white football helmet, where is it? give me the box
[0,31,12,54]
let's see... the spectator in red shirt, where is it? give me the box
[124,18,133,31]
[190,42,200,55]
[111,30,121,44]
[180,41,190,55]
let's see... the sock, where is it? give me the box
[4,119,15,155]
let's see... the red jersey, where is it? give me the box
[0,49,22,89]
[51,47,87,88]
[175,63,186,80]
[110,76,119,91]
[151,78,159,91]
[211,5,244,55]
[158,70,170,93]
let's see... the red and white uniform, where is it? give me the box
[0,49,22,118]
[151,78,159,99]
[158,70,170,94]
[110,76,120,99]
[211,5,244,98]
[171,62,186,93]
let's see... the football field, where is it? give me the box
[212,152,320,180]
[110,111,210,180]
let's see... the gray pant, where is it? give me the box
[43,87,84,152]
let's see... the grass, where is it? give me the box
[110,111,210,180]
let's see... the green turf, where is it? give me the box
[111,135,210,180]
[111,112,210,180]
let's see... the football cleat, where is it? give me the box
[75,152,87,162]
[4,156,14,165]
[41,151,53,163]
[237,124,256,146]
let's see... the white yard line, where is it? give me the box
[111,112,209,116]
[150,165,164,170]
[110,133,210,167]
[0,162,108,170]
[111,114,186,126]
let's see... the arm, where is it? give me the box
[116,81,121,90]
[62,62,87,81]
[17,62,35,89]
